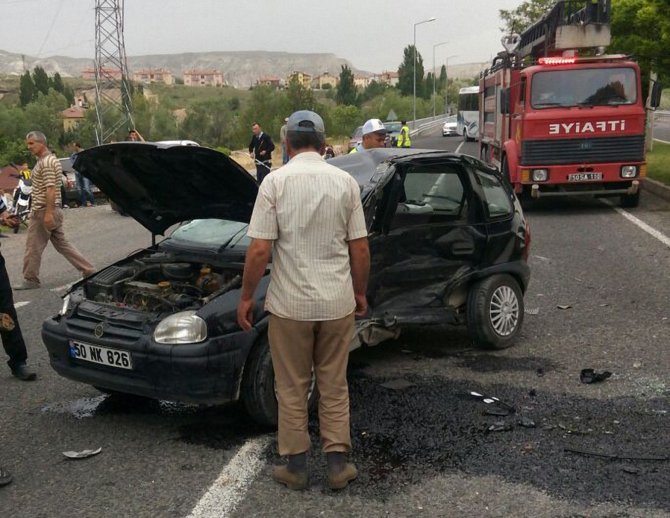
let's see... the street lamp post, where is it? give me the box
[432,41,449,118]
[413,17,436,128]
[444,54,458,114]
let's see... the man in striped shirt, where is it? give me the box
[15,131,95,290]
[238,110,370,490]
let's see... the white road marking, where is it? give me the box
[14,301,30,309]
[186,436,270,518]
[653,138,670,145]
[603,200,670,248]
[455,141,465,154]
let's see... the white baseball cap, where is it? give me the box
[362,118,387,136]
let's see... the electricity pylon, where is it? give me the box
[94,0,134,144]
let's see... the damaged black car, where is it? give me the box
[42,143,530,425]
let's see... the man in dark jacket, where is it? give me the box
[248,122,275,184]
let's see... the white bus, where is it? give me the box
[457,86,480,141]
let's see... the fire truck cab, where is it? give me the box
[479,0,661,207]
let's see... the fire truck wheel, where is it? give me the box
[467,274,524,350]
[620,191,640,208]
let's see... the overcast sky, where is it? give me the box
[0,0,522,72]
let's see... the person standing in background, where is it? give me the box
[248,122,275,184]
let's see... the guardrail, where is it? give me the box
[410,115,449,136]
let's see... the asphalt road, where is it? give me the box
[654,112,670,143]
[1,133,668,518]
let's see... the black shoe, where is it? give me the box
[11,363,36,381]
[0,467,13,487]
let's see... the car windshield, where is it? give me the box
[444,115,457,124]
[531,67,637,108]
[167,218,249,248]
[385,122,402,132]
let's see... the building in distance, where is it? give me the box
[133,68,174,85]
[183,69,224,87]
[311,72,338,90]
[286,71,312,89]
[256,75,282,89]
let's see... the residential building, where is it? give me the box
[61,106,87,132]
[312,72,338,90]
[286,71,312,89]
[256,76,282,89]
[353,75,371,89]
[133,68,174,85]
[183,69,224,87]
[374,71,400,87]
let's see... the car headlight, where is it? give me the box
[620,165,637,178]
[60,294,71,316]
[532,169,548,182]
[154,311,207,344]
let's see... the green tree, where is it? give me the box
[397,45,425,98]
[285,77,317,113]
[336,65,357,106]
[610,0,670,83]
[358,80,389,103]
[51,72,65,94]
[425,72,434,100]
[19,71,36,106]
[438,65,447,93]
[499,0,555,33]
[32,66,50,96]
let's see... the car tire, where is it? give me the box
[620,191,640,208]
[467,274,524,350]
[241,333,318,427]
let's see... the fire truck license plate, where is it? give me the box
[568,172,602,182]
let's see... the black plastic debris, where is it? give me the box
[621,465,641,475]
[580,369,612,384]
[468,391,516,415]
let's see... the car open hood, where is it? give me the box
[74,143,258,235]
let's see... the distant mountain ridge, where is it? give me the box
[0,49,370,88]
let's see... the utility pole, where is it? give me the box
[94,0,134,145]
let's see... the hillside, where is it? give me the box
[0,49,367,88]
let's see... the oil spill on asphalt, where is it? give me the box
[454,353,559,374]
[274,373,669,509]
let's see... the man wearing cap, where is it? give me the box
[349,118,388,153]
[238,110,370,491]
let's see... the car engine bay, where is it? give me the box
[84,254,242,313]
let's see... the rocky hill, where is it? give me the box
[0,49,367,88]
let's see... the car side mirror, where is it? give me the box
[650,81,663,109]
[500,88,511,115]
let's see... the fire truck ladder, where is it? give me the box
[516,0,612,58]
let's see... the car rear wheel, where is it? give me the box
[241,333,318,427]
[467,274,524,350]
[620,191,640,208]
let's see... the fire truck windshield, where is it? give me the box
[531,67,637,109]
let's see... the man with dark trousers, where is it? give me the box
[248,122,275,184]
[0,197,36,381]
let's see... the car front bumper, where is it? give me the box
[42,315,259,404]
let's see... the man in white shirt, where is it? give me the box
[238,110,370,490]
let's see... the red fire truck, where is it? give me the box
[479,0,662,207]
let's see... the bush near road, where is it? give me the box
[647,141,670,185]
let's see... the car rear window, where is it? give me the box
[402,164,466,216]
[474,170,513,218]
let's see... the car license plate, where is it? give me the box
[69,341,133,370]
[568,172,602,181]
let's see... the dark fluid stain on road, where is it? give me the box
[287,374,669,509]
[454,353,559,374]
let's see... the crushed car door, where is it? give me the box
[367,160,487,324]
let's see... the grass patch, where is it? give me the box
[647,141,670,185]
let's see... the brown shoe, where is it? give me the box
[327,462,358,490]
[271,465,308,490]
